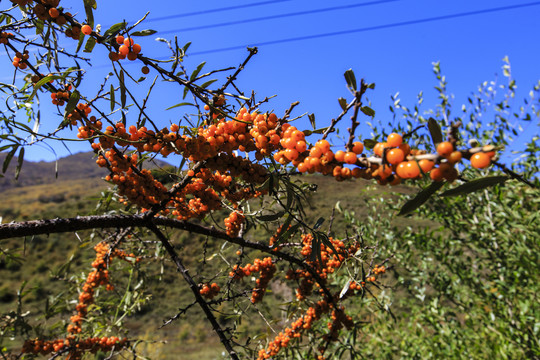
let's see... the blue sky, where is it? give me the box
[2,0,540,162]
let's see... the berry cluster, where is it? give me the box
[12,50,29,70]
[22,336,128,359]
[268,224,292,251]
[224,211,245,238]
[323,307,354,343]
[69,242,136,334]
[109,35,142,62]
[21,242,136,359]
[199,282,220,299]
[286,234,358,301]
[229,257,276,303]
[257,299,329,360]
[0,31,13,44]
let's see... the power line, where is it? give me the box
[143,0,292,24]
[158,0,398,35]
[187,2,540,56]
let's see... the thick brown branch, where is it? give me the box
[0,214,336,304]
[146,223,239,360]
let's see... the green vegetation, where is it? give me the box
[1,157,538,358]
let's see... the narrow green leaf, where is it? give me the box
[33,19,44,35]
[360,106,375,117]
[73,61,83,88]
[313,217,325,230]
[398,181,445,215]
[257,211,286,222]
[64,90,80,117]
[15,147,24,180]
[83,0,96,28]
[190,62,206,81]
[2,145,18,174]
[110,84,115,112]
[103,22,126,40]
[83,36,96,53]
[310,235,322,263]
[309,127,329,135]
[427,117,443,145]
[344,69,357,92]
[200,79,217,89]
[340,280,351,299]
[165,102,194,110]
[363,139,377,149]
[276,222,300,246]
[131,29,157,36]
[308,113,316,129]
[338,97,348,111]
[441,176,509,197]
[28,75,63,101]
[182,86,189,100]
[319,233,339,259]
[75,32,84,53]
[285,183,294,212]
[119,70,126,108]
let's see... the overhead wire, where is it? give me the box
[142,0,292,23]
[157,0,399,35]
[186,2,540,56]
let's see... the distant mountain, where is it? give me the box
[0,151,173,193]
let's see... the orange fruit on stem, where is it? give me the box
[334,150,346,162]
[81,25,92,35]
[344,151,357,164]
[352,141,364,154]
[470,152,491,169]
[373,142,387,157]
[386,148,405,165]
[387,133,403,147]
[437,141,454,157]
[418,159,434,173]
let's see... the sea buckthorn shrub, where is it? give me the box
[0,1,538,360]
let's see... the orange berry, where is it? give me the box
[118,45,129,56]
[343,151,357,164]
[124,37,134,47]
[81,25,92,35]
[284,148,299,161]
[141,66,150,74]
[116,35,124,44]
[398,143,411,157]
[334,150,346,162]
[470,152,491,169]
[48,8,59,18]
[396,162,408,178]
[310,146,323,158]
[405,161,420,178]
[386,133,403,147]
[341,167,351,178]
[437,141,454,157]
[132,43,142,54]
[295,140,307,153]
[429,167,444,182]
[386,148,405,165]
[448,151,462,164]
[316,139,330,154]
[418,159,434,173]
[373,142,387,157]
[352,141,364,154]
